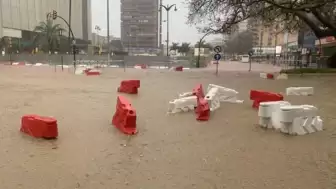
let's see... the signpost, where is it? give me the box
[214,46,222,54]
[214,53,221,76]
[248,50,253,72]
[213,46,222,76]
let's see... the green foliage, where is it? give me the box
[33,20,66,52]
[186,0,336,38]
[170,42,191,53]
[194,40,212,49]
[281,68,336,74]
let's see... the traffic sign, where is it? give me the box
[214,46,222,53]
[248,50,253,57]
[214,53,221,61]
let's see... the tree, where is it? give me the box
[194,40,212,49]
[170,42,180,51]
[187,0,336,66]
[224,31,253,54]
[33,20,66,53]
[179,42,191,54]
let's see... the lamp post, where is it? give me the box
[160,4,177,56]
[95,25,101,54]
[107,0,110,64]
[68,0,72,53]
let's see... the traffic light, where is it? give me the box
[52,10,57,20]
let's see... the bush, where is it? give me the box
[280,68,336,74]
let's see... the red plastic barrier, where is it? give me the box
[175,66,183,71]
[18,62,25,66]
[266,73,274,79]
[195,96,210,121]
[112,96,137,135]
[250,90,283,109]
[118,80,140,94]
[20,115,58,139]
[86,70,101,76]
[192,84,205,98]
[135,64,147,69]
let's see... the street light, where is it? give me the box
[160,4,177,56]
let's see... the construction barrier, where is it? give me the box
[195,96,210,121]
[205,87,221,111]
[12,62,26,66]
[86,69,102,76]
[20,115,58,139]
[175,66,183,71]
[112,96,137,135]
[250,90,284,109]
[207,84,244,103]
[168,96,197,113]
[192,84,205,98]
[258,101,291,129]
[134,64,147,69]
[118,80,140,94]
[276,73,288,80]
[258,102,323,135]
[260,73,274,79]
[286,87,314,96]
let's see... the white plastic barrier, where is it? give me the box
[34,63,43,66]
[75,68,86,75]
[178,92,194,98]
[260,73,268,79]
[168,96,197,114]
[258,101,291,129]
[207,84,243,103]
[276,73,288,80]
[286,87,314,96]
[205,87,221,111]
[279,105,323,135]
[258,101,323,135]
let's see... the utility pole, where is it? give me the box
[68,0,72,52]
[107,0,110,64]
[160,4,177,57]
[159,0,162,53]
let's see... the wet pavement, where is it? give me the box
[0,62,334,189]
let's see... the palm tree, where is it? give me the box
[33,20,66,53]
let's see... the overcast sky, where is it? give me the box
[91,0,217,45]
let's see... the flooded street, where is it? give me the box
[0,63,334,189]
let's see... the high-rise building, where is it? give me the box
[120,0,159,54]
[0,0,92,42]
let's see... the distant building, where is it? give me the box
[120,0,159,54]
[0,0,91,41]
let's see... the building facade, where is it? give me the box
[120,0,159,54]
[0,0,92,41]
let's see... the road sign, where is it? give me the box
[214,53,221,61]
[214,46,222,53]
[248,50,253,57]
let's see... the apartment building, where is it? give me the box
[0,0,92,42]
[120,0,159,54]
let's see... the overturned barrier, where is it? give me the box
[112,96,137,135]
[118,80,140,94]
[21,115,58,139]
[179,84,205,99]
[168,96,197,114]
[258,101,323,135]
[286,87,314,96]
[250,90,283,109]
[207,84,244,103]
[205,87,221,111]
[195,96,210,121]
[260,73,274,79]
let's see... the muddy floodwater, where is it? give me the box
[0,64,334,189]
